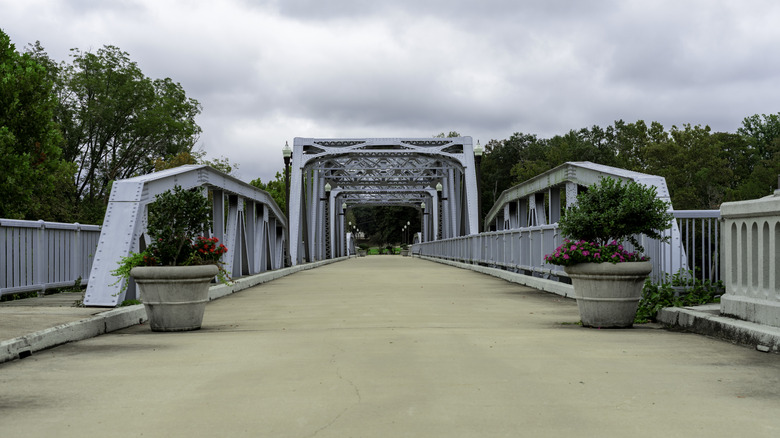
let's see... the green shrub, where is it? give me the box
[559,177,674,253]
[635,271,723,323]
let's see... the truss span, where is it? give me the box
[288,137,480,265]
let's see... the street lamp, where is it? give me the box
[282,141,292,266]
[436,182,447,240]
[474,140,483,233]
[321,182,331,258]
[420,201,427,243]
[339,202,347,257]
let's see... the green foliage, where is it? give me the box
[111,186,230,294]
[351,205,419,246]
[480,115,780,216]
[635,272,724,323]
[558,177,674,252]
[0,30,75,220]
[24,42,202,223]
[146,186,213,266]
[250,171,287,213]
[119,299,142,307]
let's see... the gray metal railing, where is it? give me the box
[413,210,720,286]
[1,219,101,297]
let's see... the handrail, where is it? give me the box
[1,219,101,296]
[414,210,720,286]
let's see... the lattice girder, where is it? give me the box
[288,138,479,265]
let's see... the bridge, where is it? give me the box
[2,137,780,435]
[1,136,778,330]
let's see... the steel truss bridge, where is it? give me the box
[56,140,711,308]
[287,137,480,265]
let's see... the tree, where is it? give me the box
[738,113,780,161]
[152,149,239,175]
[0,30,74,220]
[481,133,542,209]
[41,45,202,223]
[250,172,286,213]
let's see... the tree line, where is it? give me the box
[1,29,210,224]
[480,117,780,216]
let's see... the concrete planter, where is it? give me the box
[130,265,219,332]
[564,261,652,328]
[400,249,410,257]
[357,250,367,257]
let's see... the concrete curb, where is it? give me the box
[657,304,780,353]
[417,255,575,299]
[0,257,346,364]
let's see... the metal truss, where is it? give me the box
[83,165,287,307]
[288,138,480,265]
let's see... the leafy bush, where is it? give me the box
[635,271,723,323]
[558,177,674,253]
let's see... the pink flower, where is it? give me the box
[563,254,570,259]
[594,253,600,258]
[582,251,590,256]
[570,245,577,250]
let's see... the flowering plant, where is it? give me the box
[544,239,648,267]
[112,186,231,293]
[545,176,673,266]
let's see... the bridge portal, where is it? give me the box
[288,137,480,265]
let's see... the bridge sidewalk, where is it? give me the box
[1,257,780,437]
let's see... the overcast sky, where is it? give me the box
[3,0,780,183]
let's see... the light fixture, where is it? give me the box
[324,182,331,192]
[473,140,483,157]
[436,182,443,192]
[342,202,347,210]
[282,141,292,159]
[421,202,426,210]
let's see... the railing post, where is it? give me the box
[36,220,45,296]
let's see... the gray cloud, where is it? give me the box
[2,0,779,183]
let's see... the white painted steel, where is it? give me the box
[288,138,480,265]
[83,165,287,307]
[414,160,722,286]
[1,219,101,296]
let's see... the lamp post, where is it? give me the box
[474,140,483,233]
[282,141,292,266]
[321,182,331,259]
[420,201,427,243]
[339,201,347,257]
[436,182,448,240]
[406,221,410,244]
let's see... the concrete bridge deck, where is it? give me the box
[1,257,780,437]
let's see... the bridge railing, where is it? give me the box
[1,219,101,297]
[413,213,720,286]
[83,165,287,307]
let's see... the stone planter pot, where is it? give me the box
[400,249,410,257]
[130,265,219,332]
[564,261,652,328]
[357,249,367,257]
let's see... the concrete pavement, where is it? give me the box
[1,256,780,437]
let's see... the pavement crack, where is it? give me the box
[309,353,362,437]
